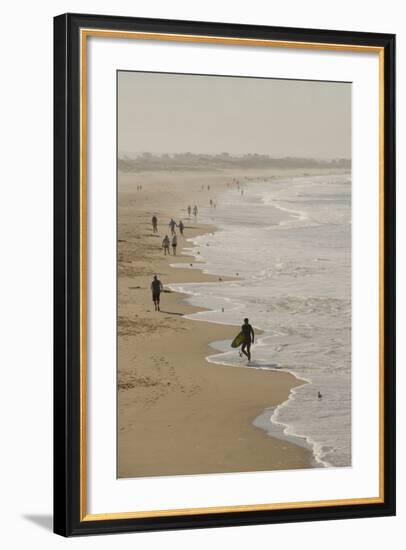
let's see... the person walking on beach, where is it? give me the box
[178,220,184,235]
[240,318,255,362]
[193,205,198,217]
[151,275,163,311]
[169,218,176,235]
[210,199,213,208]
[172,234,178,255]
[187,205,192,217]
[162,235,170,255]
[152,215,158,233]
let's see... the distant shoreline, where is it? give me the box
[118,153,351,173]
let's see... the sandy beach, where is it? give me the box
[117,169,322,478]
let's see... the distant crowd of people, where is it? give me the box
[147,177,247,295]
[143,176,248,271]
[150,205,200,259]
[148,207,197,310]
[151,213,193,256]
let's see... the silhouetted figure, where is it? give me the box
[241,318,255,361]
[151,275,163,311]
[169,218,176,235]
[172,234,178,255]
[162,235,170,255]
[152,215,158,233]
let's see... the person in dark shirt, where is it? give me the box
[241,318,255,361]
[169,218,177,235]
[152,215,158,233]
[162,235,170,255]
[151,275,163,311]
[171,234,178,255]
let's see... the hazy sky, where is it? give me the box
[118,71,351,159]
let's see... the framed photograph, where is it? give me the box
[53,13,396,536]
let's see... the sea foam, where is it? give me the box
[169,173,352,468]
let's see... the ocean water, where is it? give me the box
[169,174,351,468]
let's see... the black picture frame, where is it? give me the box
[54,12,396,537]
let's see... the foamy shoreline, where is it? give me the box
[168,196,326,468]
[118,168,324,477]
[167,171,351,468]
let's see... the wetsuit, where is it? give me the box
[241,323,255,361]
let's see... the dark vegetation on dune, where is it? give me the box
[118,153,351,173]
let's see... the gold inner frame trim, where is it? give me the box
[79,27,385,521]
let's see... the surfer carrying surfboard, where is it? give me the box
[240,318,255,361]
[230,318,255,361]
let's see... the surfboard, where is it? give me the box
[231,331,244,348]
